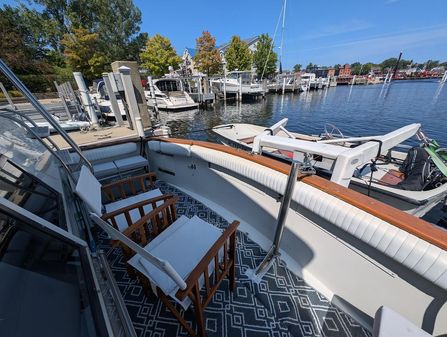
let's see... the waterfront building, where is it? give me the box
[338,64,351,77]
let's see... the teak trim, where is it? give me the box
[152,137,447,251]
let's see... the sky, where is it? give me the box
[3,0,447,69]
[133,0,447,68]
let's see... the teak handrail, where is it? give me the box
[152,137,447,251]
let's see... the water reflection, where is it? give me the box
[160,79,447,145]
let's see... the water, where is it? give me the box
[160,79,447,147]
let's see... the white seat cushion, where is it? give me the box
[114,156,148,172]
[127,215,222,308]
[93,161,118,178]
[104,188,163,231]
[75,166,102,216]
[373,306,432,337]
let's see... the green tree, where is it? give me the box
[61,27,107,80]
[0,5,51,74]
[193,31,222,76]
[293,64,302,72]
[225,36,252,72]
[139,34,181,77]
[351,62,362,75]
[30,0,143,61]
[305,62,314,72]
[252,34,277,78]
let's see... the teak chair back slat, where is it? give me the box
[101,172,156,203]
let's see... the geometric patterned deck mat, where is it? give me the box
[98,181,371,337]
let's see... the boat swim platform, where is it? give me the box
[49,125,141,149]
[97,180,370,337]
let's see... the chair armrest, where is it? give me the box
[101,172,157,202]
[176,220,239,301]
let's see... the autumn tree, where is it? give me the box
[225,36,252,72]
[252,34,277,78]
[193,31,222,76]
[61,27,107,80]
[139,34,181,77]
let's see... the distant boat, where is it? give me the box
[144,78,198,112]
[210,71,265,97]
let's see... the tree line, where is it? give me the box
[293,58,447,75]
[140,32,278,79]
[0,1,146,92]
[1,1,279,93]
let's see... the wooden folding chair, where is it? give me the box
[90,197,239,337]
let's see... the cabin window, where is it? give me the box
[0,156,64,228]
[0,211,101,337]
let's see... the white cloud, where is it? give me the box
[299,19,372,40]
[285,24,447,66]
[299,24,447,53]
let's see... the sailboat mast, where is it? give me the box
[279,0,287,74]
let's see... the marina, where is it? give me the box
[1,0,447,336]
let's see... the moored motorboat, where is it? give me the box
[144,77,199,112]
[212,119,447,217]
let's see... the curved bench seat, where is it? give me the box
[147,140,447,290]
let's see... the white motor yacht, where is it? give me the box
[144,78,198,112]
[210,71,265,97]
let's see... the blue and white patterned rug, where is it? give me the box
[98,181,371,337]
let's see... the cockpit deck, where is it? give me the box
[97,180,370,337]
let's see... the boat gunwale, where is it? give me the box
[75,136,447,251]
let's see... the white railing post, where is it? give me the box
[73,72,99,126]
[102,73,124,126]
[119,66,144,137]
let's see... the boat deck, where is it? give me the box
[98,181,370,337]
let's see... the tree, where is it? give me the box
[61,27,107,80]
[293,64,302,72]
[350,62,362,75]
[30,0,144,61]
[225,36,252,72]
[0,5,50,74]
[305,62,314,72]
[193,31,222,76]
[139,34,181,77]
[252,34,277,78]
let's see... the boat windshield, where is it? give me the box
[156,80,180,92]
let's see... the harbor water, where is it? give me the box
[159,79,447,225]
[161,79,447,147]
